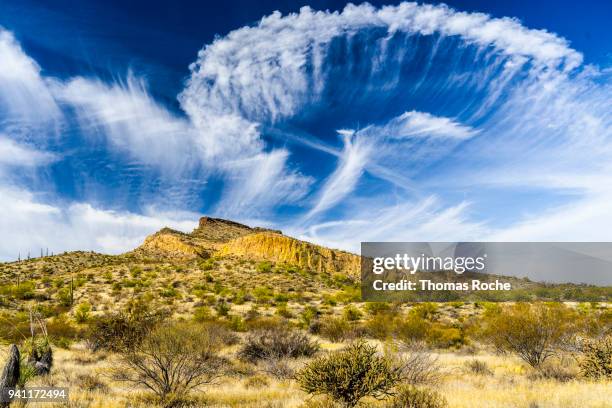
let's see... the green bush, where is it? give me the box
[364,302,391,316]
[85,305,165,352]
[256,261,273,273]
[318,316,352,342]
[385,385,447,408]
[343,305,362,321]
[579,336,612,379]
[193,306,214,322]
[481,303,579,368]
[74,302,91,323]
[296,341,400,407]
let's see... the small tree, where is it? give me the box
[482,303,579,368]
[114,322,225,402]
[296,341,400,407]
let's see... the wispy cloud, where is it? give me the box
[0,28,61,135]
[306,131,371,219]
[379,111,477,140]
[181,2,581,125]
[0,136,56,167]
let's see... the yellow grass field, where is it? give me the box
[2,340,609,408]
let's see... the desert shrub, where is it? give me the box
[114,321,225,401]
[0,311,30,343]
[385,385,447,408]
[56,287,73,306]
[244,374,270,389]
[276,304,293,318]
[10,281,36,300]
[300,306,321,329]
[238,326,318,362]
[85,305,164,352]
[227,315,247,332]
[396,315,430,344]
[215,300,230,317]
[465,359,493,376]
[47,314,81,347]
[426,325,466,349]
[528,359,577,382]
[410,303,439,321]
[364,302,391,316]
[391,343,442,386]
[365,313,397,340]
[256,261,273,273]
[296,341,400,408]
[343,305,363,321]
[74,302,91,323]
[193,306,214,322]
[481,303,579,368]
[204,322,240,346]
[579,336,612,379]
[260,357,295,380]
[76,373,109,392]
[318,316,353,342]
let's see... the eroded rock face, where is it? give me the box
[218,232,360,277]
[140,229,206,258]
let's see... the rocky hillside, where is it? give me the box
[136,217,359,277]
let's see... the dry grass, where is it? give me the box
[1,342,610,408]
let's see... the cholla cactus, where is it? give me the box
[580,336,612,379]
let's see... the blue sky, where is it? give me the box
[0,1,611,259]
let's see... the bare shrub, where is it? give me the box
[465,359,493,376]
[114,321,225,401]
[260,357,294,380]
[243,374,270,389]
[296,341,400,408]
[76,373,109,392]
[238,326,318,363]
[393,343,442,386]
[385,385,447,408]
[527,359,577,382]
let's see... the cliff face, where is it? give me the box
[138,228,208,259]
[218,231,359,277]
[136,217,359,276]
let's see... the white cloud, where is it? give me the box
[380,111,477,140]
[0,185,198,261]
[295,195,487,253]
[0,28,61,134]
[0,136,57,167]
[180,2,581,125]
[216,149,312,217]
[56,75,197,174]
[306,131,372,218]
[490,191,612,242]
